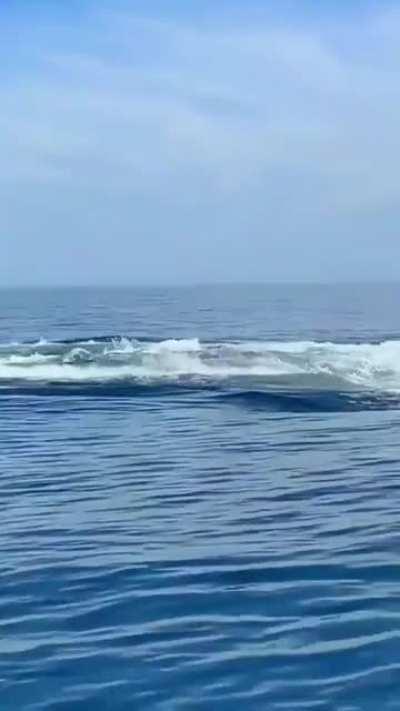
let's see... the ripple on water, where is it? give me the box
[1,393,400,710]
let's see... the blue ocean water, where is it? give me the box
[1,283,400,710]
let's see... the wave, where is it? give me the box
[1,337,400,393]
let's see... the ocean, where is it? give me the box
[1,283,400,710]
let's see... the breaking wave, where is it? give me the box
[1,337,400,395]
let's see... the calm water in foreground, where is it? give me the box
[1,284,400,710]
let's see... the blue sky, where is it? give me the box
[2,0,400,285]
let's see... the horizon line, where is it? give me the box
[1,279,400,290]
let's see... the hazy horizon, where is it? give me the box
[2,0,400,286]
[3,279,400,292]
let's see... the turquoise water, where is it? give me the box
[1,284,400,710]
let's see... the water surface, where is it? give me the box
[1,284,400,710]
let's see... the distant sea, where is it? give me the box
[1,283,400,710]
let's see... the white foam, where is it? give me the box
[146,338,201,354]
[30,337,49,347]
[1,337,400,389]
[105,337,136,355]
[62,348,93,364]
[6,353,57,365]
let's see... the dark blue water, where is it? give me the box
[1,284,400,710]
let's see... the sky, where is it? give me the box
[2,0,400,286]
